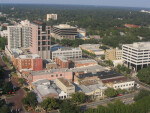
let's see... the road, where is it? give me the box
[80,92,137,110]
[130,77,150,91]
[0,55,25,113]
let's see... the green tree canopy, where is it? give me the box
[137,66,150,84]
[22,92,38,108]
[104,88,118,97]
[41,98,59,112]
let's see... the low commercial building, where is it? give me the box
[105,48,122,61]
[22,68,73,83]
[77,84,106,98]
[56,78,75,98]
[55,55,97,68]
[52,47,82,61]
[79,44,104,56]
[74,70,134,89]
[31,79,67,102]
[122,42,150,71]
[55,56,70,68]
[73,59,97,67]
[52,24,78,40]
[106,80,135,90]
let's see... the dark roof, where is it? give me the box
[78,70,123,80]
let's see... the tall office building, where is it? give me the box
[52,24,78,40]
[47,14,57,21]
[30,21,51,59]
[122,42,150,71]
[7,20,31,49]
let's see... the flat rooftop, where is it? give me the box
[78,84,107,93]
[56,55,68,62]
[70,64,108,73]
[53,47,81,52]
[57,78,74,87]
[54,24,76,29]
[30,68,71,76]
[32,79,61,98]
[74,59,97,64]
[78,70,123,80]
[123,42,150,50]
[19,54,41,59]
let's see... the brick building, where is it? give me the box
[17,54,43,72]
[22,68,73,83]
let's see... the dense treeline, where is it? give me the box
[1,4,150,47]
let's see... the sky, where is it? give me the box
[0,0,150,8]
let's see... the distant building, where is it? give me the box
[47,14,57,21]
[89,35,101,40]
[56,78,75,98]
[52,24,78,40]
[124,24,141,28]
[122,42,150,71]
[52,47,82,61]
[105,48,122,61]
[0,30,8,38]
[77,29,86,38]
[79,44,104,56]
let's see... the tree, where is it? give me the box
[0,99,10,113]
[2,82,13,94]
[0,37,7,50]
[134,89,150,101]
[59,100,80,113]
[104,88,118,97]
[41,98,59,112]
[18,78,26,86]
[71,92,87,104]
[137,66,150,84]
[22,92,38,108]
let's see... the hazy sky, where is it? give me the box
[0,0,150,8]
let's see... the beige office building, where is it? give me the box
[105,48,122,60]
[56,78,75,98]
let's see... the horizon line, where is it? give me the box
[0,3,150,9]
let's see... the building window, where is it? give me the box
[56,74,58,77]
[42,47,46,50]
[51,75,53,77]
[42,41,46,45]
[42,36,46,40]
[38,36,40,40]
[60,74,62,76]
[38,47,40,51]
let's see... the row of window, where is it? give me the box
[51,74,63,77]
[114,83,134,88]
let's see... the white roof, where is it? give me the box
[19,54,41,59]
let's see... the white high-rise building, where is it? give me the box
[7,20,31,49]
[122,42,150,71]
